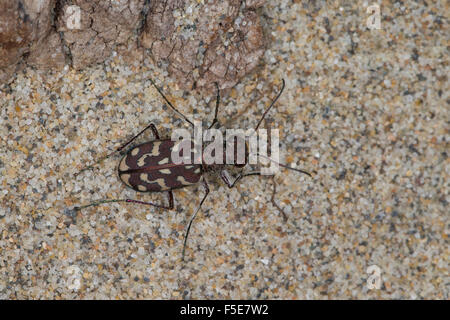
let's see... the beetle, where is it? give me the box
[74,78,311,259]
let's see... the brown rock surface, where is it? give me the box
[55,0,147,69]
[27,32,66,70]
[0,0,265,92]
[141,0,265,91]
[0,0,57,81]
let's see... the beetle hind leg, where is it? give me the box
[74,190,174,213]
[125,190,174,210]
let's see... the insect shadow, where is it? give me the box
[73,78,312,260]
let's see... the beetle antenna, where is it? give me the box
[254,79,285,132]
[76,152,116,175]
[149,78,195,127]
[257,153,312,177]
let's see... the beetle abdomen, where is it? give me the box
[118,139,202,192]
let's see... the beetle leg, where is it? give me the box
[77,123,161,175]
[73,190,174,212]
[149,78,194,127]
[269,176,288,222]
[167,190,174,209]
[117,123,160,152]
[220,170,262,188]
[182,178,210,260]
[219,169,233,187]
[254,79,286,132]
[125,189,174,210]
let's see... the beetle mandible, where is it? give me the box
[74,78,311,259]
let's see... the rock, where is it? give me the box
[27,32,66,70]
[245,0,266,9]
[56,0,147,69]
[197,10,264,91]
[0,0,265,92]
[0,0,56,82]
[140,0,265,91]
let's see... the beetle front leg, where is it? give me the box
[77,123,161,174]
[117,123,160,153]
[220,170,262,188]
[149,78,194,127]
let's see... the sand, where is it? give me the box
[0,1,448,299]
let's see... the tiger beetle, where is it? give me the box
[74,78,311,260]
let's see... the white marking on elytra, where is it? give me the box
[137,185,147,191]
[137,154,150,167]
[140,174,169,190]
[136,142,162,167]
[176,176,192,186]
[131,147,140,156]
[151,142,162,156]
[119,157,130,171]
[186,165,194,169]
[120,173,132,187]
[159,169,171,174]
[154,178,169,189]
[158,158,169,165]
[194,168,201,174]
